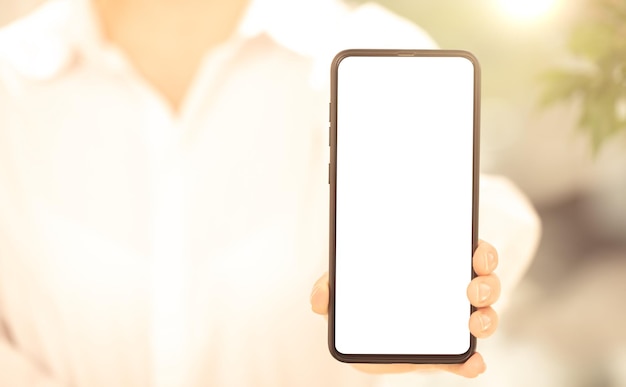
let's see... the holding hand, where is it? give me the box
[310,240,501,378]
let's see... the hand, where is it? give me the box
[310,240,501,378]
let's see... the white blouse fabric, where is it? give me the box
[0,1,541,386]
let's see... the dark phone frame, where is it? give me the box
[328,49,481,364]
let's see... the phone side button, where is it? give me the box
[328,126,331,146]
[328,163,330,185]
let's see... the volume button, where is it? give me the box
[328,102,331,123]
[328,163,330,185]
[328,126,331,146]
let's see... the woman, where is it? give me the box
[0,0,540,385]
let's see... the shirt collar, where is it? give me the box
[66,0,350,60]
[2,0,350,82]
[239,0,350,57]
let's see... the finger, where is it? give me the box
[310,272,329,316]
[444,352,487,378]
[426,352,486,378]
[351,363,432,374]
[473,240,498,276]
[351,352,486,378]
[467,274,501,308]
[469,306,499,338]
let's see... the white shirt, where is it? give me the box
[0,1,541,386]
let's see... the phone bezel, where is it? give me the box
[328,49,481,364]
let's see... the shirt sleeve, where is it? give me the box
[478,174,541,311]
[0,52,67,387]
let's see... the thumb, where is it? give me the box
[310,272,330,316]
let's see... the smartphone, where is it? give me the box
[328,49,480,364]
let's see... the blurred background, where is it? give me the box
[2,0,625,385]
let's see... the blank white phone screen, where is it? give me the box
[334,55,475,355]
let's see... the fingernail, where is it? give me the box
[478,283,491,303]
[485,251,496,272]
[479,313,492,331]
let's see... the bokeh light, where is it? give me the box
[498,0,559,21]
